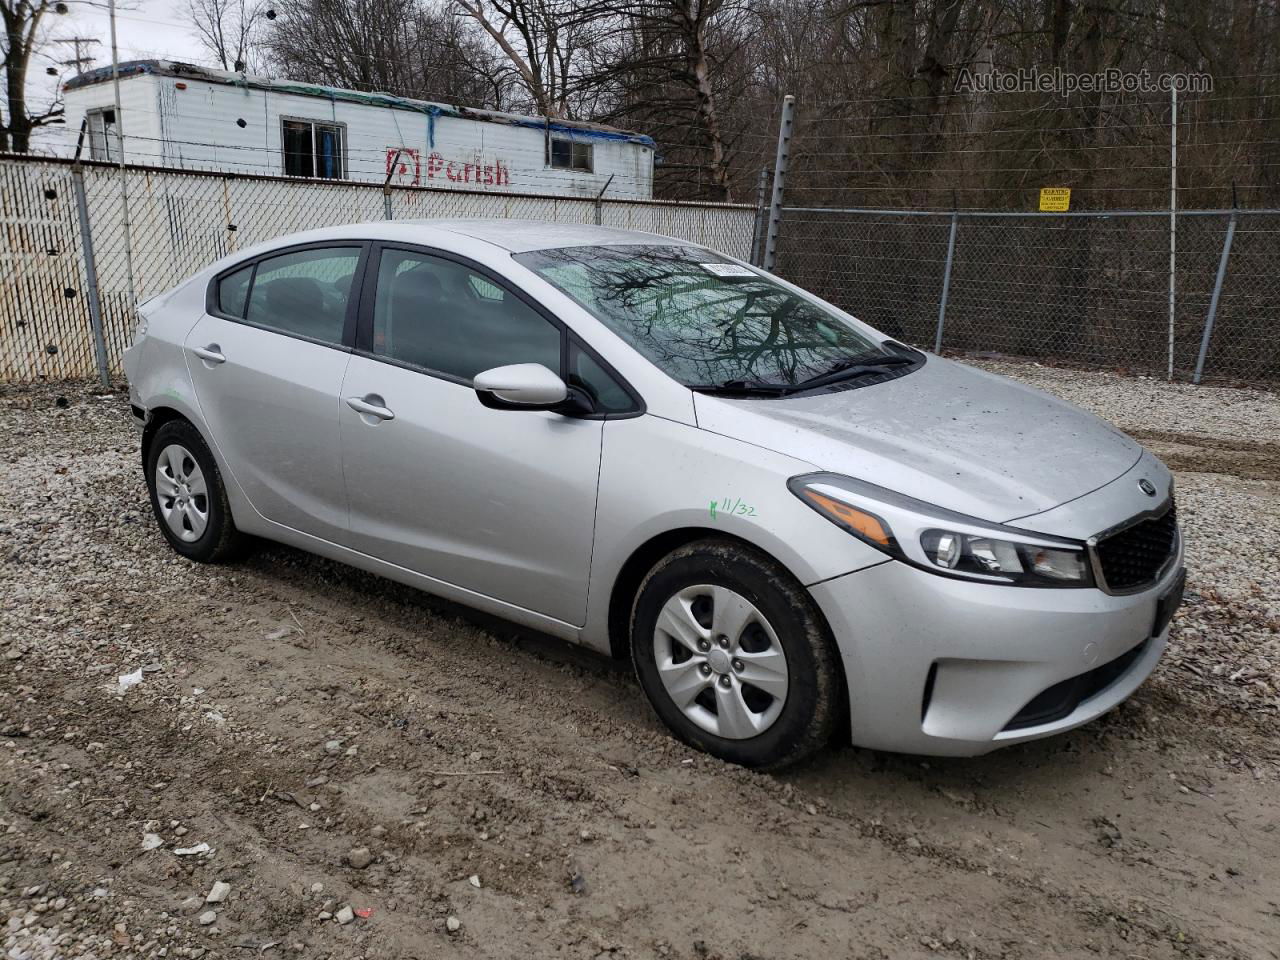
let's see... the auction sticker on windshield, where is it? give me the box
[700,263,757,278]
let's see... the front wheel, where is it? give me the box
[630,539,841,769]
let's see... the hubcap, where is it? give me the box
[154,443,209,543]
[652,584,789,740]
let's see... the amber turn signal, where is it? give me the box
[800,489,893,546]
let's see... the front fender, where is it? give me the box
[580,414,887,654]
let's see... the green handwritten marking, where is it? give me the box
[709,497,758,520]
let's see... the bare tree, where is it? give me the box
[186,0,266,72]
[266,0,504,107]
[453,0,608,118]
[1,0,64,152]
[587,0,751,201]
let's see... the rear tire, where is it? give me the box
[145,419,244,563]
[630,538,841,769]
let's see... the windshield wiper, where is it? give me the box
[689,379,792,397]
[786,355,916,393]
[690,354,918,398]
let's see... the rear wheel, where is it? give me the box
[145,419,244,563]
[630,539,841,769]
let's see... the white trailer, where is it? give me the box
[61,60,655,200]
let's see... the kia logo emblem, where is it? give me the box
[1138,479,1157,496]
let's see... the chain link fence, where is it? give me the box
[0,154,756,383]
[4,151,1278,387]
[774,206,1280,385]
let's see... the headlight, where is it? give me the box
[789,473,1093,588]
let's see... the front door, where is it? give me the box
[185,243,364,542]
[339,245,604,626]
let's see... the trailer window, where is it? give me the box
[282,119,346,180]
[548,137,592,172]
[87,108,120,162]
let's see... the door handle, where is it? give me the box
[346,394,395,422]
[191,344,225,365]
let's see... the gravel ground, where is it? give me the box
[1,362,1278,960]
[974,361,1280,729]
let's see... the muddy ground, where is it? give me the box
[1,368,1278,960]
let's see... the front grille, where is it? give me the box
[1003,639,1149,731]
[1093,503,1178,592]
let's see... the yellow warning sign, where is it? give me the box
[1039,187,1071,212]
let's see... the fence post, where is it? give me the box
[762,94,794,273]
[71,165,111,388]
[593,174,615,226]
[934,210,959,354]
[1167,85,1178,381]
[383,149,402,220]
[749,167,769,266]
[1193,208,1238,385]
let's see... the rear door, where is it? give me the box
[338,244,635,626]
[185,243,366,543]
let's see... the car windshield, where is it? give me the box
[514,245,901,389]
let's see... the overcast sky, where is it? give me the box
[33,0,210,148]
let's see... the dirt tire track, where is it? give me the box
[1128,429,1280,481]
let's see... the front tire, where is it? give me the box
[145,419,244,563]
[630,538,841,769]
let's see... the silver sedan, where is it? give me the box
[124,220,1184,768]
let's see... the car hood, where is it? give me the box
[693,357,1142,524]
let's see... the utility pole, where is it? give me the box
[108,0,138,309]
[55,36,100,74]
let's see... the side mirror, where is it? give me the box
[473,363,569,410]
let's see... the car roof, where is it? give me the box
[193,219,704,283]
[398,219,686,253]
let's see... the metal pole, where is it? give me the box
[383,148,403,220]
[593,174,615,226]
[1167,85,1177,380]
[750,167,768,266]
[108,0,138,310]
[934,211,959,353]
[762,94,794,273]
[1193,209,1237,385]
[72,166,110,387]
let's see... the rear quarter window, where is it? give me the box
[217,265,253,319]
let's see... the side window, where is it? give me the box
[548,137,592,172]
[217,265,253,319]
[569,342,634,413]
[282,118,345,179]
[87,108,120,162]
[372,249,561,382]
[244,247,360,345]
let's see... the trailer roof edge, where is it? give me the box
[64,59,657,149]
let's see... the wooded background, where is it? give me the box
[4,0,1278,209]
[229,0,1280,209]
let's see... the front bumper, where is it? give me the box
[810,543,1183,757]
